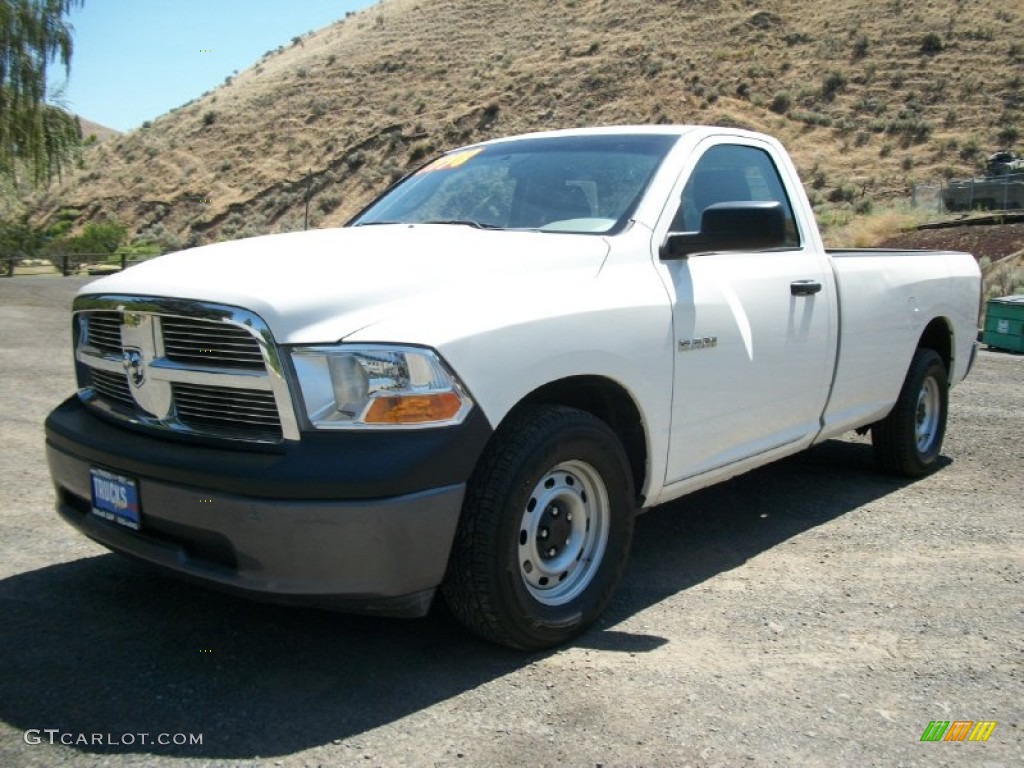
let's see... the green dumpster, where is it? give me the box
[982,295,1024,353]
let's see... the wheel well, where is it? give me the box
[511,376,648,504]
[918,318,953,379]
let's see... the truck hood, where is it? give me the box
[81,225,610,343]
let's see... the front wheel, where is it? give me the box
[442,405,636,649]
[872,348,949,477]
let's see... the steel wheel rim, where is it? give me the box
[518,459,610,606]
[915,376,941,453]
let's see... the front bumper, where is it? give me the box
[45,396,492,616]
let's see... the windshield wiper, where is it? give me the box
[420,219,503,230]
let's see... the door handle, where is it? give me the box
[791,280,822,296]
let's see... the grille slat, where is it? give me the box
[174,384,282,434]
[174,388,279,411]
[89,369,134,409]
[77,308,284,442]
[166,354,266,365]
[175,397,279,420]
[160,317,264,369]
[85,313,123,354]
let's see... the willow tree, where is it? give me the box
[0,0,83,185]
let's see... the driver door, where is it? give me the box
[660,140,835,483]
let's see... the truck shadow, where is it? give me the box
[0,438,935,758]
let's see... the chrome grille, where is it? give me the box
[161,317,265,369]
[173,383,282,436]
[73,296,298,443]
[85,312,123,355]
[88,369,134,409]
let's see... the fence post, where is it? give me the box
[121,253,127,270]
[304,167,312,231]
[61,254,69,277]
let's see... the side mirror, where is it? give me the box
[660,201,788,260]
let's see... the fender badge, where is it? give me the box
[679,336,718,352]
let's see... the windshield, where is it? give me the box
[348,133,678,234]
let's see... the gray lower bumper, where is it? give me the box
[47,443,465,617]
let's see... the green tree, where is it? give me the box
[61,220,126,255]
[45,218,125,273]
[0,210,44,273]
[1,0,84,184]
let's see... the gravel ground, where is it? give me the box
[0,276,1020,768]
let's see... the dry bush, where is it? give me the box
[982,253,1024,300]
[819,206,929,248]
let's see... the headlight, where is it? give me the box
[290,345,473,429]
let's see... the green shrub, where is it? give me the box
[408,142,432,163]
[959,137,980,161]
[821,70,847,100]
[789,110,832,127]
[997,125,1020,145]
[920,33,943,54]
[828,182,858,203]
[317,194,342,214]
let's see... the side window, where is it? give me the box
[671,144,801,247]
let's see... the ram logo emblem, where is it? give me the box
[122,348,146,387]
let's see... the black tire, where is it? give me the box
[872,348,949,477]
[442,405,636,650]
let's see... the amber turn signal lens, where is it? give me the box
[363,392,463,424]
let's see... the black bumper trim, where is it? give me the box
[48,441,467,616]
[45,395,492,500]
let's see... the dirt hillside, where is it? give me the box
[23,0,1024,249]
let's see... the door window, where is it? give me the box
[671,144,801,247]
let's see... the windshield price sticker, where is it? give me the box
[415,147,484,175]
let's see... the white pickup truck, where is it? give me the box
[45,126,981,649]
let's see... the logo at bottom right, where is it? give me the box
[920,721,997,742]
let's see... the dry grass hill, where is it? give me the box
[77,117,121,145]
[24,0,1024,250]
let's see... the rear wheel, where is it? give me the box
[442,405,635,649]
[872,348,949,477]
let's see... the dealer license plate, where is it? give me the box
[89,467,141,530]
